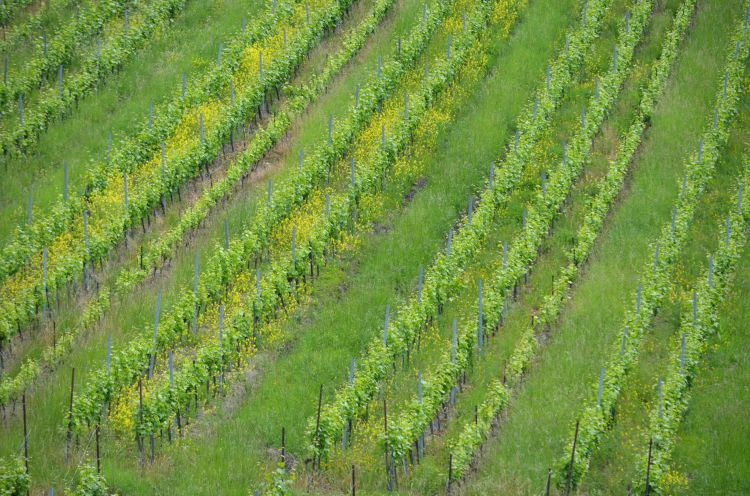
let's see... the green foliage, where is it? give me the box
[256,463,296,496]
[449,381,508,479]
[499,0,697,415]
[0,0,296,343]
[0,0,134,115]
[438,0,668,478]
[0,0,35,28]
[555,6,750,487]
[67,464,108,496]
[73,0,453,434]
[0,456,29,496]
[0,0,396,412]
[311,0,614,462]
[632,165,750,494]
[136,0,486,439]
[0,0,188,156]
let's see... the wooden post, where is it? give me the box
[384,398,392,491]
[637,284,642,316]
[644,437,653,495]
[612,44,617,73]
[565,420,580,495]
[314,384,323,470]
[726,216,731,246]
[138,377,144,469]
[95,423,101,474]
[22,394,28,474]
[66,368,75,462]
[546,467,552,496]
[352,464,356,496]
[281,427,286,466]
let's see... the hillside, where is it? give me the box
[0,0,748,494]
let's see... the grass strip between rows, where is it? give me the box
[308,0,615,461]
[631,162,750,494]
[447,0,698,480]
[555,5,750,487]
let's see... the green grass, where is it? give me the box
[101,0,592,494]
[453,1,742,494]
[0,0,430,491]
[330,0,649,490]
[0,0,414,378]
[0,0,141,127]
[0,0,386,381]
[582,71,750,496]
[0,1,746,495]
[666,243,750,495]
[0,0,93,68]
[0,0,267,242]
[372,0,686,493]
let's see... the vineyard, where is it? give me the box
[0,0,748,494]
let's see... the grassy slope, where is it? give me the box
[582,82,750,494]
[1,0,91,68]
[666,244,750,495]
[0,0,266,242]
[0,0,417,490]
[0,0,382,382]
[334,0,648,490]
[380,0,680,493]
[0,1,746,495]
[456,1,740,494]
[0,0,142,128]
[117,0,584,494]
